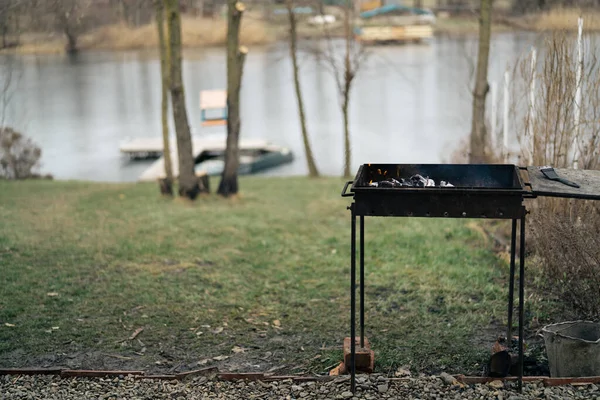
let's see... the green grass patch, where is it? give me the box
[0,177,509,375]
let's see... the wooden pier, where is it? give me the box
[120,137,272,182]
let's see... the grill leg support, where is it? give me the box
[360,215,365,348]
[507,219,517,343]
[518,214,526,392]
[350,204,356,393]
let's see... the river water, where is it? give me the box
[2,32,540,182]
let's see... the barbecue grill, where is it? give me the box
[341,163,600,393]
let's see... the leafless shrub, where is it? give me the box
[0,126,42,179]
[510,30,600,318]
[43,0,95,53]
[512,33,600,169]
[304,3,369,177]
[529,201,600,319]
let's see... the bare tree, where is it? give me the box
[285,0,319,177]
[118,0,150,26]
[154,0,174,196]
[0,51,41,179]
[49,0,92,54]
[313,2,368,178]
[468,0,492,163]
[0,1,12,49]
[510,0,588,14]
[0,53,23,129]
[164,0,206,199]
[217,0,247,197]
[132,0,145,26]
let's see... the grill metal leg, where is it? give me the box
[350,205,356,393]
[360,215,365,348]
[507,219,517,343]
[518,214,526,392]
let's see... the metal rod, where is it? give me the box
[507,219,517,343]
[360,215,365,348]
[518,214,526,392]
[350,204,356,393]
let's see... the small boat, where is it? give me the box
[129,137,294,182]
[354,4,436,45]
[194,145,294,176]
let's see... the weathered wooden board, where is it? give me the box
[0,368,63,375]
[527,166,600,200]
[60,370,144,378]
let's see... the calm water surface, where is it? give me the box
[4,32,540,182]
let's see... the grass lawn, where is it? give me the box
[0,177,512,376]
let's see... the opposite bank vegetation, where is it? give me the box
[3,7,600,55]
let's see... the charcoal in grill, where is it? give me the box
[368,175,454,188]
[410,174,431,187]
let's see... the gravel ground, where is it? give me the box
[2,373,600,400]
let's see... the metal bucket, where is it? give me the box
[542,321,600,377]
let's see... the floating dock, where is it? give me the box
[120,137,280,182]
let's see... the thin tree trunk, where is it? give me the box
[65,29,78,53]
[29,0,39,29]
[135,0,142,26]
[343,93,351,178]
[343,4,352,178]
[14,11,19,46]
[119,0,128,24]
[286,0,319,177]
[262,0,271,21]
[469,0,492,163]
[155,0,173,195]
[217,0,247,197]
[164,0,201,199]
[1,7,8,49]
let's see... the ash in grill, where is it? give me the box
[368,174,454,188]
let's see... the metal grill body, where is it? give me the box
[341,164,600,394]
[350,163,530,218]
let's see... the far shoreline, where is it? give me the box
[1,8,598,56]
